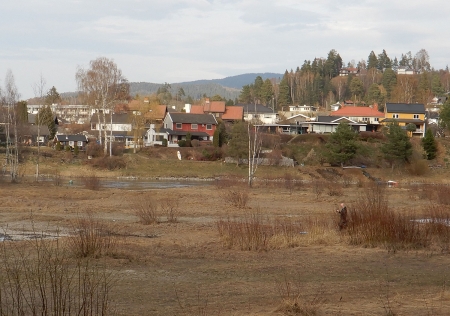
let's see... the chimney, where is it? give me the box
[184,104,191,113]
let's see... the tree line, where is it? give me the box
[239,48,450,111]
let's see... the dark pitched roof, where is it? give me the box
[168,113,217,124]
[55,134,88,142]
[316,116,356,123]
[385,103,426,114]
[236,103,274,114]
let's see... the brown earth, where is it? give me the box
[1,168,450,316]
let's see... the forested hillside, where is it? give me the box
[238,49,450,111]
[129,73,282,101]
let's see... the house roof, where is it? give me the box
[385,103,426,114]
[316,116,357,123]
[189,105,205,114]
[236,103,274,114]
[168,113,217,124]
[204,101,226,113]
[332,106,384,117]
[222,106,244,121]
[144,105,167,121]
[55,134,88,142]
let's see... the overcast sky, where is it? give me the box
[1,0,449,99]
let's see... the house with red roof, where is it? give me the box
[185,99,243,123]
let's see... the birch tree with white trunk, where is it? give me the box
[76,57,128,156]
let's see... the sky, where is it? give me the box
[1,0,449,99]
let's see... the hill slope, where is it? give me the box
[129,72,282,100]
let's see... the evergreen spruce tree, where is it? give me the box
[325,122,358,167]
[422,129,437,160]
[381,122,413,169]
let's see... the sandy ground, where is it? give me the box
[1,174,450,315]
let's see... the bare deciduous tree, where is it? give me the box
[76,57,129,156]
[32,75,46,181]
[1,70,20,182]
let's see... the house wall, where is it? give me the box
[91,122,131,132]
[163,115,216,136]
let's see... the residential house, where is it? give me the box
[90,113,135,145]
[237,103,278,124]
[300,116,365,134]
[397,67,416,75]
[339,67,359,76]
[380,103,426,137]
[187,101,243,123]
[331,105,384,132]
[146,113,217,146]
[54,134,89,150]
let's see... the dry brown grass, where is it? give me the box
[134,199,160,225]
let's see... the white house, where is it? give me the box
[237,103,278,124]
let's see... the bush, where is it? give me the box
[86,142,103,158]
[216,211,304,251]
[111,143,124,156]
[90,156,127,170]
[408,159,429,176]
[221,188,250,208]
[73,143,79,155]
[191,139,200,147]
[0,236,115,315]
[134,199,160,225]
[178,140,187,147]
[162,138,168,147]
[67,212,119,258]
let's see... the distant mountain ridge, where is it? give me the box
[129,72,283,100]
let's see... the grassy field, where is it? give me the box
[1,144,450,315]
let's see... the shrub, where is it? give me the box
[216,211,304,251]
[90,156,127,170]
[160,198,179,223]
[221,188,250,208]
[0,237,115,315]
[86,142,103,158]
[111,143,124,156]
[347,184,426,249]
[162,138,168,147]
[67,212,119,258]
[200,147,222,161]
[134,199,160,225]
[65,145,71,152]
[178,140,187,147]
[73,143,79,156]
[55,141,62,151]
[408,159,429,176]
[191,139,200,147]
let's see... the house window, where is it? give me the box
[393,114,399,119]
[375,118,379,121]
[191,124,198,129]
[77,141,83,147]
[206,124,212,130]
[69,141,74,147]
[215,113,220,117]
[176,123,182,129]
[36,136,44,143]
[362,117,368,122]
[413,114,419,119]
